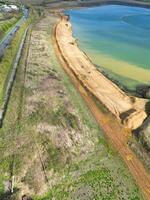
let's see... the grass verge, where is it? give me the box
[0,12,33,107]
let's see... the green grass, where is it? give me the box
[34,154,143,200]
[0,24,24,106]
[0,15,32,107]
[0,25,33,199]
[0,14,22,40]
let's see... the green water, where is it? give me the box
[66,5,150,91]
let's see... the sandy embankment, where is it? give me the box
[55,16,148,130]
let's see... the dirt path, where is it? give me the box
[53,17,150,200]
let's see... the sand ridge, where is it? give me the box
[55,15,148,130]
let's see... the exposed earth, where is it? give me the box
[55,16,148,130]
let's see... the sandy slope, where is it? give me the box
[55,16,148,130]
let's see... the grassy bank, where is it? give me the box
[0,13,32,107]
[0,13,22,40]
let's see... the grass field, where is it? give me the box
[0,22,28,107]
[0,9,34,108]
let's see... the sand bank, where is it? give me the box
[55,15,148,130]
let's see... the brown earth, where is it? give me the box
[54,15,150,200]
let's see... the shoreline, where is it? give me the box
[52,2,150,100]
[54,15,148,130]
[46,0,150,10]
[63,6,150,99]
[52,13,150,200]
[97,66,150,99]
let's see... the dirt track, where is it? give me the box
[54,16,150,200]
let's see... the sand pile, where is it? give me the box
[55,16,148,130]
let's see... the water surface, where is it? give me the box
[66,5,150,91]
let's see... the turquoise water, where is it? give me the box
[65,5,150,90]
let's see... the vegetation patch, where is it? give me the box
[51,105,80,129]
[0,13,21,40]
[35,160,143,200]
[0,14,32,107]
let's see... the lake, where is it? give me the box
[66,5,150,92]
